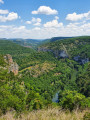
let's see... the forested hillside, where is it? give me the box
[0,36,90,119]
[38,36,90,62]
[0,40,35,70]
[9,39,42,49]
[39,37,72,45]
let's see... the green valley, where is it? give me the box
[0,36,90,119]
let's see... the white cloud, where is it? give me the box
[32,17,41,23]
[31,17,37,22]
[0,0,4,4]
[44,19,63,28]
[66,12,83,21]
[0,12,19,22]
[32,6,58,15]
[12,26,26,33]
[26,17,41,26]
[0,21,89,39]
[26,21,31,24]
[33,22,41,26]
[6,12,18,21]
[36,18,41,23]
[33,27,41,30]
[81,23,90,29]
[66,11,90,21]
[0,9,9,14]
[55,16,59,20]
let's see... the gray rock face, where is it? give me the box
[74,56,80,61]
[74,55,89,64]
[80,58,89,64]
[4,54,19,75]
[59,50,68,58]
[38,47,69,58]
[53,50,68,58]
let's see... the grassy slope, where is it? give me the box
[0,108,89,120]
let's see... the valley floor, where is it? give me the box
[0,108,90,120]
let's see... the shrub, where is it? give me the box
[59,90,90,111]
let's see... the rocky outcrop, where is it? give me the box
[4,54,13,64]
[59,50,68,58]
[38,47,68,58]
[4,54,19,75]
[73,56,89,64]
[8,62,19,75]
[53,50,68,58]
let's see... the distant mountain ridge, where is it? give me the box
[0,37,73,49]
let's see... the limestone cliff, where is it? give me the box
[4,54,19,75]
[38,47,68,59]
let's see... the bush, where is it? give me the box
[26,91,44,110]
[59,90,90,111]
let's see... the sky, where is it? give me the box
[0,0,90,39]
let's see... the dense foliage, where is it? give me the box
[76,63,90,97]
[59,90,90,111]
[0,36,90,115]
[39,36,90,59]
